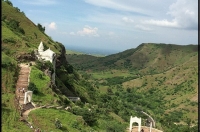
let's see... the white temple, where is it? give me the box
[36,41,56,84]
[37,41,56,63]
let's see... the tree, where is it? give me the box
[82,108,97,126]
[107,87,113,94]
[5,0,13,6]
[126,87,131,93]
[37,23,45,32]
[28,82,38,94]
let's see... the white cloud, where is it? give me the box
[84,0,147,15]
[43,22,57,33]
[48,22,57,30]
[122,17,134,23]
[142,0,197,30]
[135,25,153,31]
[167,0,197,30]
[77,25,99,37]
[142,19,178,28]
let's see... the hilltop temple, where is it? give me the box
[36,41,56,84]
[37,41,56,63]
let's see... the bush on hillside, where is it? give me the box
[35,60,54,73]
[3,38,16,44]
[28,82,38,94]
[4,0,13,6]
[37,23,45,33]
[5,19,25,35]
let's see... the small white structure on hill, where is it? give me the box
[37,41,56,63]
[24,91,33,104]
[129,116,141,132]
[36,41,56,84]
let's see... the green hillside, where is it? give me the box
[66,43,197,73]
[2,1,198,132]
[66,43,198,131]
[1,1,128,131]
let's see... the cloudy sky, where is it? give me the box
[11,0,198,52]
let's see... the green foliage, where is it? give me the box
[37,23,45,32]
[35,60,54,73]
[4,0,13,6]
[2,2,198,131]
[105,121,126,132]
[14,7,20,12]
[72,107,98,126]
[6,19,25,35]
[2,15,7,21]
[3,38,16,44]
[2,94,31,132]
[66,64,74,74]
[2,52,16,68]
[28,82,38,94]
[29,109,92,132]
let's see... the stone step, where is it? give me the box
[19,72,30,75]
[18,76,28,79]
[16,84,28,87]
[23,103,35,111]
[17,83,28,85]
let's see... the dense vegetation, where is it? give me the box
[66,43,198,131]
[2,1,197,132]
[1,1,127,131]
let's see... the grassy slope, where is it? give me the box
[67,43,197,73]
[2,52,31,132]
[2,1,197,131]
[2,2,127,131]
[28,108,93,132]
[68,43,198,129]
[2,2,92,131]
[2,1,62,58]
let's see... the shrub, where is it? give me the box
[4,0,13,6]
[28,82,38,94]
[37,23,45,32]
[3,38,16,44]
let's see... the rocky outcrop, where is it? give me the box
[55,43,69,68]
[17,52,36,62]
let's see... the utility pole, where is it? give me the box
[150,122,152,132]
[141,111,155,128]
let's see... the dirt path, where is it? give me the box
[16,63,31,106]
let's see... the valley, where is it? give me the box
[2,1,198,132]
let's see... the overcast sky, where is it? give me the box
[11,0,198,52]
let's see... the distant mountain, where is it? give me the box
[64,44,120,56]
[66,43,198,73]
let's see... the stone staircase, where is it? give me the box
[15,64,34,113]
[23,102,35,111]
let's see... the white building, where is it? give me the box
[36,41,56,84]
[37,41,56,63]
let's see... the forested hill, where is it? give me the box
[66,43,198,73]
[66,43,198,131]
[2,1,198,132]
[2,1,105,131]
